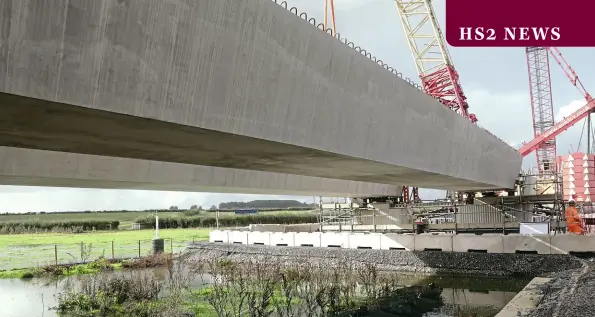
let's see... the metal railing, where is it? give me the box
[319,202,541,232]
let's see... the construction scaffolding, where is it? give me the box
[317,173,568,234]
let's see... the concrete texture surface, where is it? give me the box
[495,277,550,317]
[0,146,403,196]
[0,0,522,190]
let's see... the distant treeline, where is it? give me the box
[0,209,182,216]
[218,200,315,210]
[0,200,315,216]
[0,220,120,234]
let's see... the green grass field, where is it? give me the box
[0,228,211,270]
[0,209,314,270]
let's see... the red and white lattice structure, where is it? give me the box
[394,0,478,202]
[394,0,477,123]
[558,153,595,202]
[520,48,595,164]
[525,47,556,177]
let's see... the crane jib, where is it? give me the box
[520,99,595,157]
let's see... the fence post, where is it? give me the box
[138,240,141,258]
[54,244,58,265]
[80,241,83,262]
[170,238,173,253]
[373,210,376,232]
[111,241,114,259]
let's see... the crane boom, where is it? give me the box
[548,48,592,101]
[519,48,594,157]
[394,0,477,123]
[519,100,595,156]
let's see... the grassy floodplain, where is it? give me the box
[0,228,211,270]
[0,209,316,270]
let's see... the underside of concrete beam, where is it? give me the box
[0,146,403,196]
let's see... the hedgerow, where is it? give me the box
[0,220,119,234]
[134,213,317,229]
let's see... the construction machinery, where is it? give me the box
[520,47,595,200]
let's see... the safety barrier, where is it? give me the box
[209,230,595,254]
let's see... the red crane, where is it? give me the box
[525,47,557,177]
[394,0,477,202]
[519,48,594,159]
[394,0,477,124]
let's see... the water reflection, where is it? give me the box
[0,269,527,317]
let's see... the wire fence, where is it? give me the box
[0,236,204,271]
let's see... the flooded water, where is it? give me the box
[0,269,528,317]
[0,267,212,317]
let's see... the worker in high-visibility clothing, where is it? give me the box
[565,200,584,234]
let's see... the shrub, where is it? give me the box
[122,253,172,269]
[55,272,164,316]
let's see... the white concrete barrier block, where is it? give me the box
[228,231,249,244]
[294,232,322,247]
[452,234,504,253]
[348,233,381,249]
[550,235,595,254]
[247,231,270,245]
[284,224,320,232]
[501,234,551,254]
[270,232,296,246]
[321,232,350,248]
[249,224,286,232]
[209,230,229,243]
[381,233,415,250]
[414,234,453,251]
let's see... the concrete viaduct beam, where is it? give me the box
[0,0,522,191]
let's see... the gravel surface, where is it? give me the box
[186,242,583,277]
[527,258,595,317]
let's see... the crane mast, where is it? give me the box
[526,47,556,176]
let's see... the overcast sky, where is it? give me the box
[1,0,594,213]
